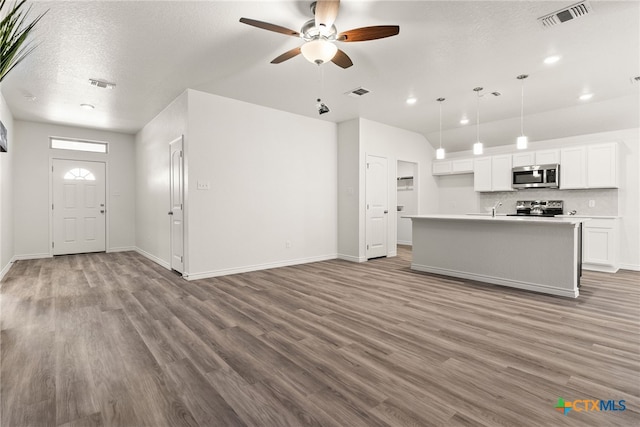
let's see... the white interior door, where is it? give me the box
[169,136,184,273]
[366,155,388,259]
[52,159,106,255]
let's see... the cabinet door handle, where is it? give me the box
[168,211,174,216]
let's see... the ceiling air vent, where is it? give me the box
[345,87,370,98]
[89,78,116,89]
[538,1,593,29]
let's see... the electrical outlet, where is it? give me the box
[285,240,291,248]
[197,180,210,190]
[588,200,596,208]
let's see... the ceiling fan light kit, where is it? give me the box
[300,38,338,65]
[239,0,399,69]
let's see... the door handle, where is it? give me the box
[384,210,389,214]
[168,211,174,215]
[100,210,105,214]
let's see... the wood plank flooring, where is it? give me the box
[1,247,639,426]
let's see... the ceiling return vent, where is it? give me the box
[345,87,370,98]
[538,1,593,29]
[88,78,116,89]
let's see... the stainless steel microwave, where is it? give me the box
[512,164,560,189]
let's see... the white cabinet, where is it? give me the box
[432,158,474,176]
[491,155,513,191]
[451,158,474,174]
[512,149,559,167]
[587,143,618,188]
[474,155,513,192]
[473,157,492,192]
[583,218,619,273]
[560,146,587,189]
[535,149,560,165]
[432,161,452,175]
[561,143,618,189]
[512,152,535,168]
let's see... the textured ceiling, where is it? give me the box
[2,1,639,153]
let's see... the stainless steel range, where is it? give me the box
[507,200,564,217]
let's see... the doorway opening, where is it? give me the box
[397,160,417,248]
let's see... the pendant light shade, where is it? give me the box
[473,87,483,155]
[436,97,446,159]
[516,74,529,150]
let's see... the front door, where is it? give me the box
[169,136,184,273]
[52,159,106,255]
[366,155,388,259]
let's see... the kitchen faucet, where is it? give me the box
[491,201,502,217]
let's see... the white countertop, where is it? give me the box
[555,215,620,219]
[403,214,587,225]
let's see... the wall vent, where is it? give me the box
[538,1,593,29]
[345,87,370,98]
[89,78,116,89]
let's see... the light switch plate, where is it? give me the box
[197,180,210,190]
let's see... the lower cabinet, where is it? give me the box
[582,218,619,273]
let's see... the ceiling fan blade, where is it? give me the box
[315,0,340,29]
[337,25,400,42]
[239,17,300,37]
[271,47,302,64]
[331,49,353,69]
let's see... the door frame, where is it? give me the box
[169,135,188,277]
[49,157,109,256]
[365,153,389,260]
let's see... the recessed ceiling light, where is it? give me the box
[460,118,469,125]
[544,55,561,64]
[406,97,417,105]
[579,93,593,101]
[80,103,95,110]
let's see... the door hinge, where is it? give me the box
[51,166,54,172]
[367,244,369,250]
[52,203,54,210]
[180,151,183,158]
[52,242,54,248]
[180,256,183,263]
[367,163,370,169]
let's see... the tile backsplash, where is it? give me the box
[479,188,618,216]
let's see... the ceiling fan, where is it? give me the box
[239,0,399,69]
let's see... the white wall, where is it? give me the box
[185,89,337,279]
[338,118,438,260]
[337,119,361,261]
[436,128,640,270]
[0,92,14,279]
[135,91,188,268]
[360,118,439,256]
[13,121,136,258]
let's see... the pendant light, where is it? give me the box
[473,87,483,155]
[436,97,446,159]
[516,74,529,149]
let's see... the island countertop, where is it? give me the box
[403,214,587,225]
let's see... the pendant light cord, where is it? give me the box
[520,81,525,136]
[439,101,443,149]
[476,90,481,142]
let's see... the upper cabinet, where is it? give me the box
[474,155,513,192]
[512,149,560,167]
[561,143,618,189]
[432,158,474,176]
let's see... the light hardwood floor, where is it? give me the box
[1,247,639,427]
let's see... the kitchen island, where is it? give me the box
[404,214,588,297]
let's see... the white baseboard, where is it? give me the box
[388,250,397,257]
[619,263,640,272]
[0,257,15,282]
[397,240,412,246]
[107,246,136,253]
[337,253,366,263]
[135,247,171,270]
[13,253,52,261]
[411,263,579,298]
[583,263,619,274]
[185,254,337,281]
